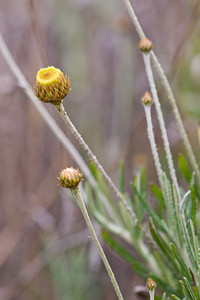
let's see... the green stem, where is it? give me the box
[71,187,124,300]
[121,0,200,184]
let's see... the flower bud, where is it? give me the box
[59,167,82,189]
[139,38,153,53]
[141,92,153,106]
[146,278,156,291]
[34,66,70,105]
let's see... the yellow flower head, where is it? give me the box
[34,66,70,104]
[58,167,82,189]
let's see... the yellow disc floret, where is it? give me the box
[34,66,70,104]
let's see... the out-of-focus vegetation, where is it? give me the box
[0,0,200,299]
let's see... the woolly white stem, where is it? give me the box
[143,54,181,204]
[149,289,155,300]
[143,105,163,186]
[151,52,200,184]
[120,0,200,184]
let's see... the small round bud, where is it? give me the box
[141,92,153,106]
[139,38,153,53]
[146,278,156,291]
[59,167,82,189]
[34,66,70,105]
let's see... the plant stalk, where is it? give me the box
[143,105,163,186]
[71,187,124,300]
[143,53,181,203]
[54,103,158,251]
[121,0,200,184]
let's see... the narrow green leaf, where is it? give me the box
[131,183,167,234]
[162,292,166,300]
[149,218,179,273]
[183,277,196,300]
[179,280,190,299]
[170,243,192,282]
[178,154,192,184]
[102,230,148,279]
[180,217,197,270]
[189,219,199,268]
[161,173,176,234]
[151,183,165,217]
[190,187,197,227]
[132,168,146,222]
[171,295,182,300]
[119,161,125,193]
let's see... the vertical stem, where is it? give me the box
[120,0,200,184]
[151,52,200,184]
[143,54,181,203]
[149,290,155,300]
[121,0,145,39]
[143,54,183,242]
[143,105,163,186]
[71,188,124,300]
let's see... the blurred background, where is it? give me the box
[0,0,200,299]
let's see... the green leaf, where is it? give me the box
[162,293,166,300]
[151,183,165,218]
[170,243,192,282]
[171,294,182,300]
[179,279,193,300]
[149,218,179,273]
[180,217,197,270]
[178,154,192,184]
[102,230,148,279]
[190,187,197,227]
[183,277,196,300]
[132,168,147,222]
[189,219,199,267]
[131,183,167,234]
[119,161,125,193]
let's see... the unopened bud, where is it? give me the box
[146,278,156,291]
[139,38,153,53]
[34,66,70,105]
[59,167,82,189]
[141,92,153,106]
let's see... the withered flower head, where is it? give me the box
[141,92,153,106]
[139,38,153,53]
[59,167,82,189]
[146,278,157,291]
[34,66,70,105]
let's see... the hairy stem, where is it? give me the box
[143,54,183,242]
[143,105,163,186]
[71,187,124,300]
[143,54,181,203]
[151,51,200,183]
[121,0,200,184]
